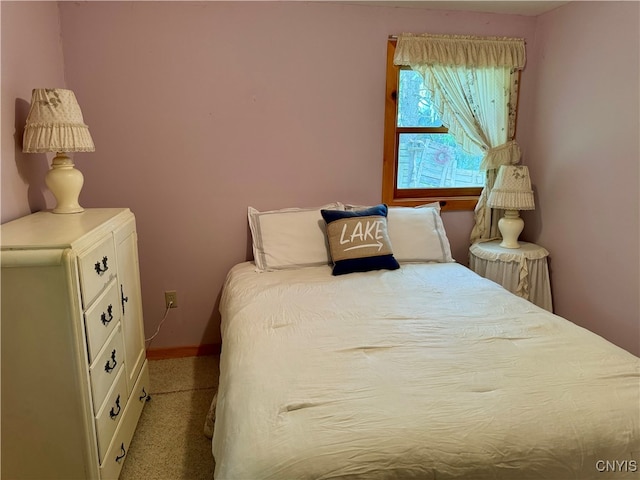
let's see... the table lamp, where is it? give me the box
[23,88,94,214]
[487,165,535,248]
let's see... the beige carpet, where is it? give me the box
[120,355,219,480]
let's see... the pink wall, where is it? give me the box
[1,1,66,223]
[5,2,637,356]
[50,1,537,349]
[2,2,636,355]
[524,1,639,354]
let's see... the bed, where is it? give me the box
[208,203,640,479]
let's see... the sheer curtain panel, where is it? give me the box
[393,34,526,243]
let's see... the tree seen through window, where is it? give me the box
[396,69,484,190]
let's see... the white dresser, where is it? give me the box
[1,208,149,480]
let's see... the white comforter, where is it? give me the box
[212,262,639,479]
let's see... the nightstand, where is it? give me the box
[469,240,553,312]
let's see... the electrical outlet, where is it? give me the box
[165,290,178,309]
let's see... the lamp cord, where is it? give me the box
[145,301,173,349]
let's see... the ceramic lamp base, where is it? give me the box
[45,153,85,214]
[498,210,524,248]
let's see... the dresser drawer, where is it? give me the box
[90,325,125,412]
[95,367,128,464]
[78,235,117,308]
[100,361,150,479]
[84,279,121,363]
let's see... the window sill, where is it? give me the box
[384,195,479,211]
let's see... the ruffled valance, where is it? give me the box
[394,33,526,69]
[481,140,522,171]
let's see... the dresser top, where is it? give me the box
[1,208,132,250]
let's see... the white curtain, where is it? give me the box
[393,33,525,244]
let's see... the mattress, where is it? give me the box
[212,262,640,479]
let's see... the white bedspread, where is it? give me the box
[212,262,639,479]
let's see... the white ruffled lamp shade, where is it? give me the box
[23,88,94,214]
[487,165,535,248]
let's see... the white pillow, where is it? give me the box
[386,204,454,263]
[345,202,441,211]
[248,203,344,271]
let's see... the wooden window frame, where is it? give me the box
[382,39,481,211]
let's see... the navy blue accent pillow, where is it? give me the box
[321,204,400,276]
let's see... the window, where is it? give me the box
[382,39,483,210]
